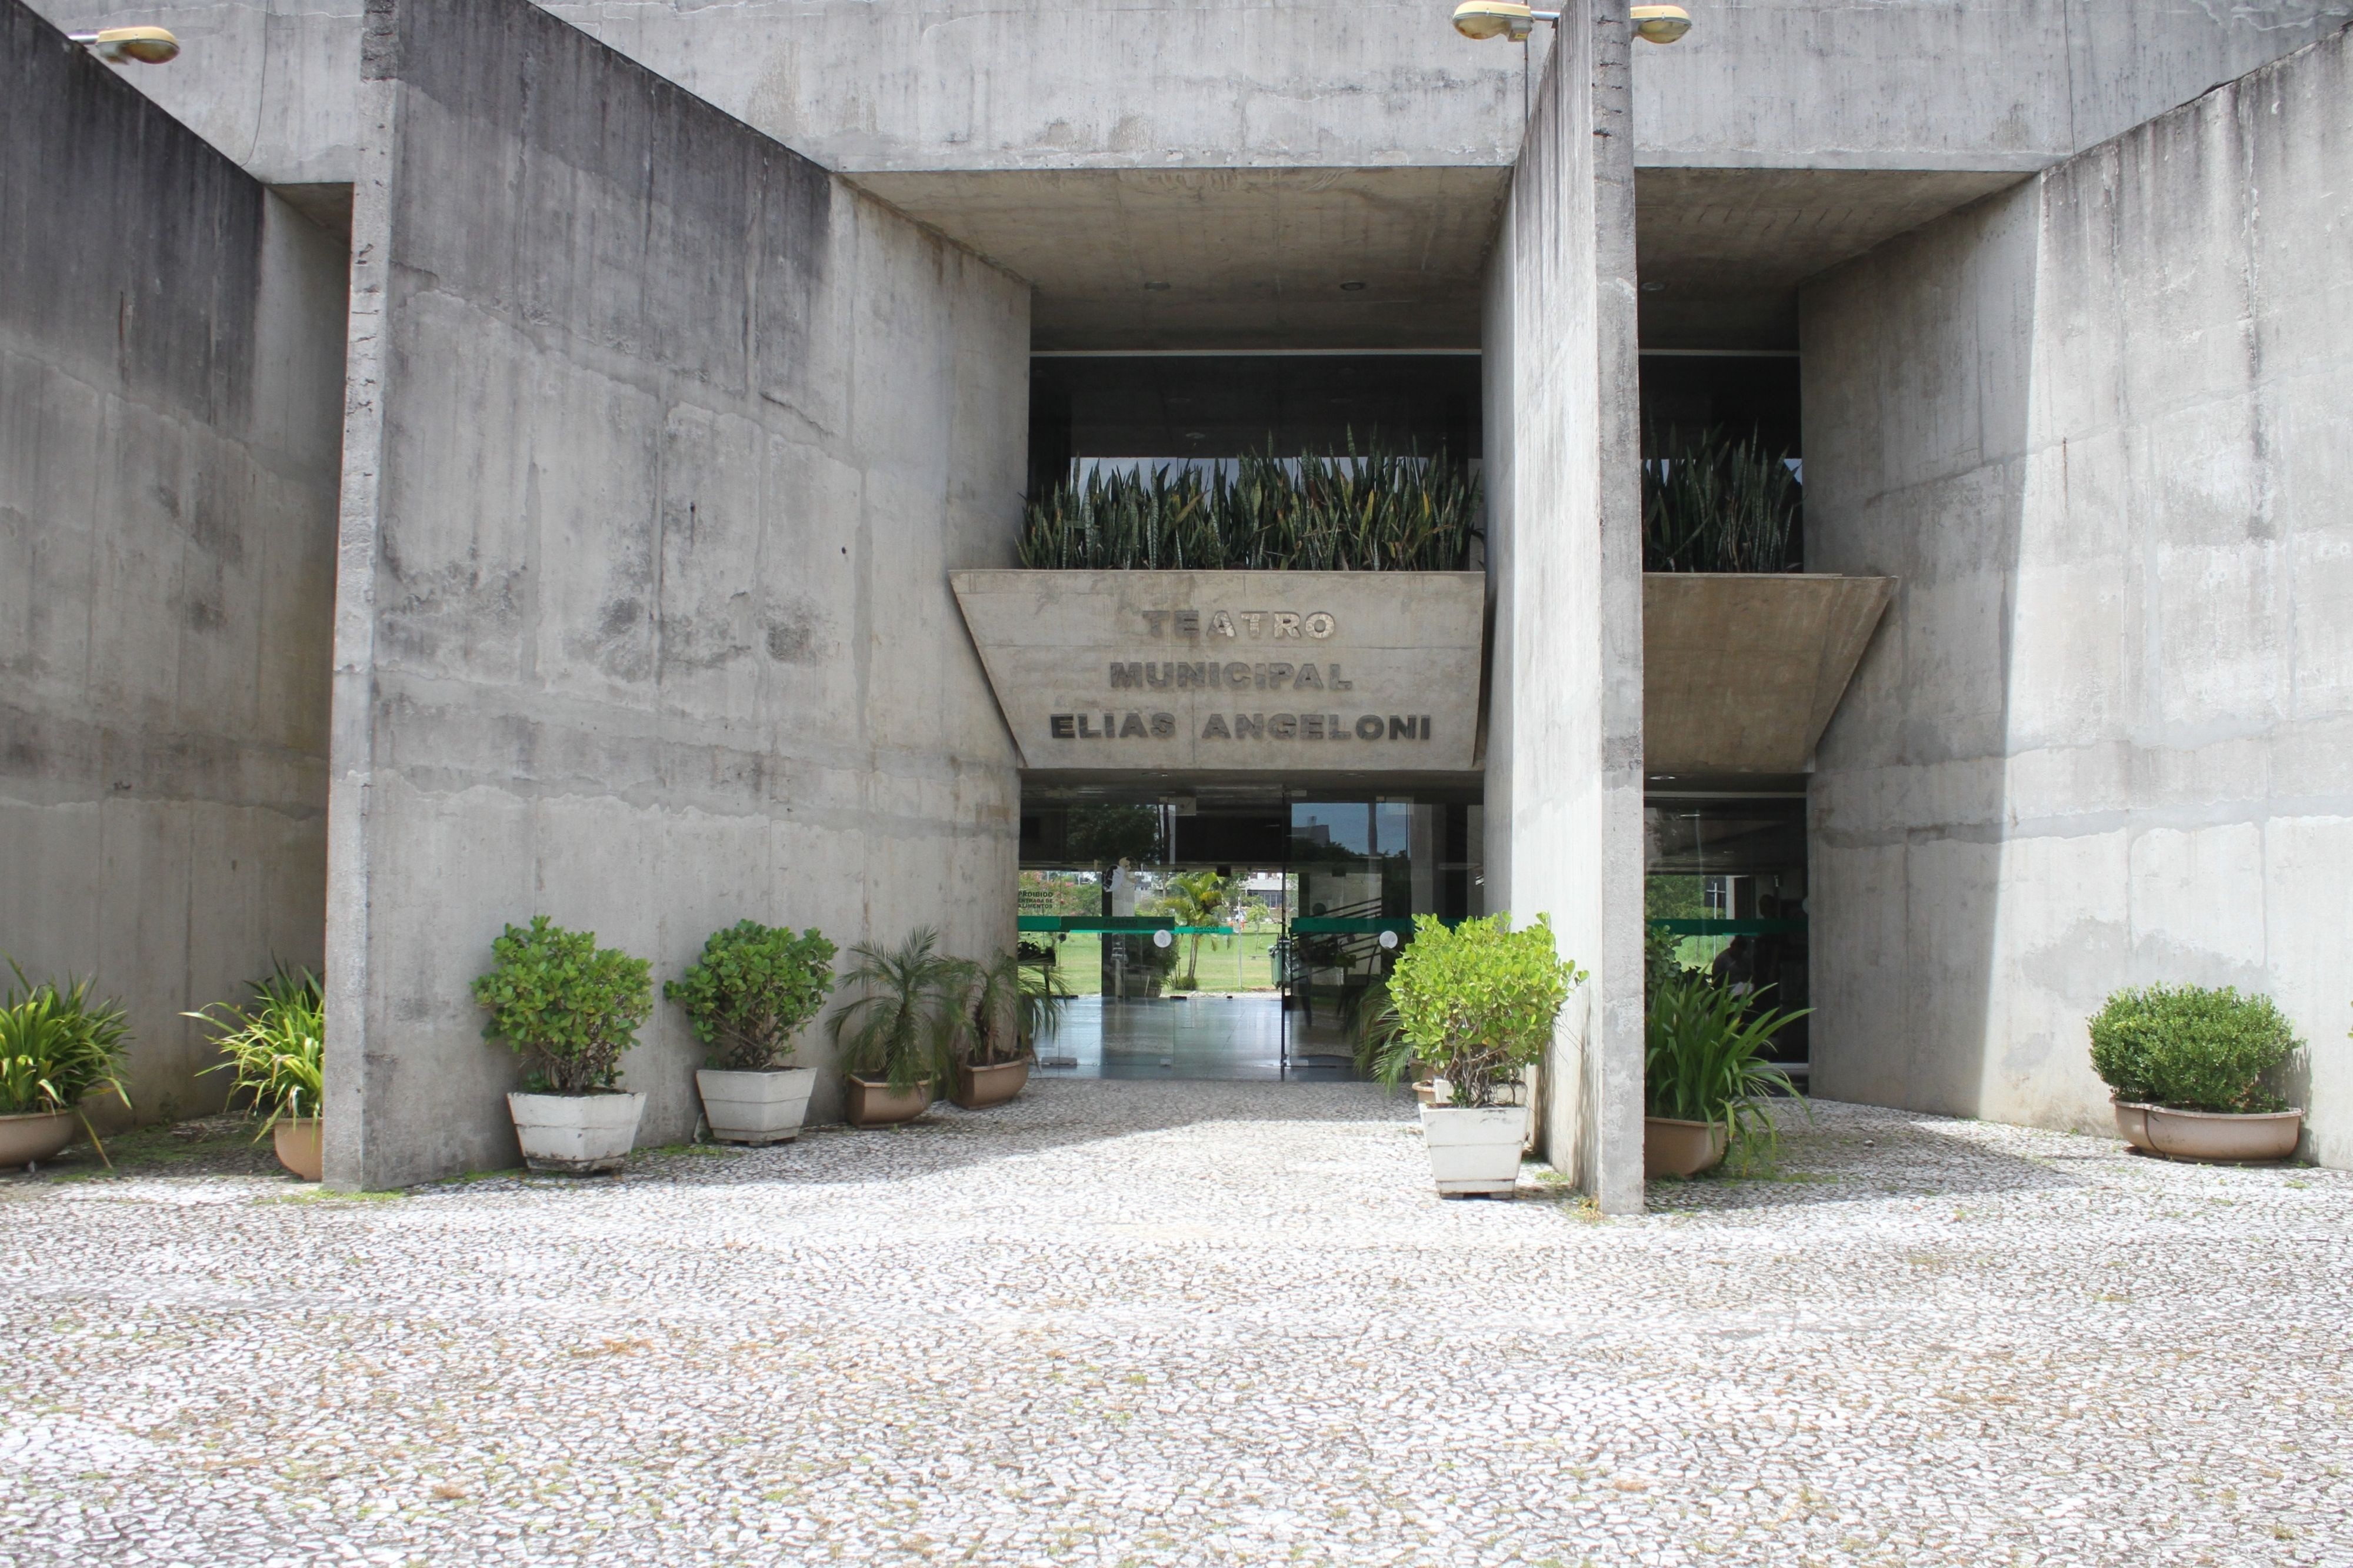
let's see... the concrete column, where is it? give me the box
[322,0,1026,1189]
[1481,1,1647,1211]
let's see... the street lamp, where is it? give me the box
[1451,2,1692,45]
[66,26,181,64]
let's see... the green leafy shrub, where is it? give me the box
[1018,441,1482,571]
[1384,915,1585,1108]
[1645,972,1808,1159]
[191,962,324,1135]
[666,922,836,1071]
[826,928,964,1092]
[2088,985,2301,1113]
[0,959,131,1117]
[472,917,653,1095]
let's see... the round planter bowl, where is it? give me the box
[506,1091,645,1174]
[846,1076,934,1128]
[2112,1099,2154,1151]
[1419,1103,1528,1196]
[2141,1105,2302,1163]
[273,1117,324,1180]
[696,1066,816,1145]
[0,1109,76,1169]
[951,1057,1031,1110]
[1644,1116,1729,1179]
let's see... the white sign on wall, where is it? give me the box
[950,569,1487,771]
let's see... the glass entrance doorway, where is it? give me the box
[1017,787,1483,1080]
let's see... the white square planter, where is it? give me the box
[1419,1104,1529,1196]
[506,1091,645,1174]
[696,1067,816,1145]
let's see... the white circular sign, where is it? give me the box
[1152,929,1174,949]
[1377,928,1400,950]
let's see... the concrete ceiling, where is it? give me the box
[1634,167,2029,349]
[851,166,1508,352]
[855,164,2031,353]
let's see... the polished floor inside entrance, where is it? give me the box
[1035,994,1364,1081]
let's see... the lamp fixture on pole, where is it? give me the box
[66,25,181,64]
[1451,2,1692,45]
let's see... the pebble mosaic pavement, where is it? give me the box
[2,1082,2348,1566]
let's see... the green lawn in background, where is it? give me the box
[1034,930,1284,996]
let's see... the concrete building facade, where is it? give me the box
[5,0,2348,1195]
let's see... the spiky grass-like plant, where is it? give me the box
[192,962,324,1137]
[1644,972,1809,1167]
[1016,438,1482,571]
[1641,423,1803,573]
[0,959,131,1118]
[827,929,966,1092]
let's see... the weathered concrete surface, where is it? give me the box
[326,0,1028,1189]
[1483,3,1645,1212]
[951,571,1486,772]
[29,0,2350,185]
[1642,574,1894,776]
[0,0,346,1121]
[1802,26,2353,1167]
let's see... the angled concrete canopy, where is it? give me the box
[951,570,1486,772]
[1642,574,1895,776]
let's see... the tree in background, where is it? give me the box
[1155,871,1232,990]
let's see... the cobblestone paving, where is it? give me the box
[2,1083,2347,1566]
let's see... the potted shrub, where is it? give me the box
[826,928,961,1127]
[1383,914,1584,1197]
[0,960,131,1170]
[666,922,836,1145]
[946,950,1070,1109]
[2091,985,2305,1162]
[1642,972,1808,1178]
[190,963,326,1179]
[473,916,654,1173]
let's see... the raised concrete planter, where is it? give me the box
[0,1109,76,1169]
[272,1117,324,1180]
[506,1092,645,1174]
[951,1057,1031,1109]
[696,1067,816,1145]
[1419,1104,1528,1196]
[846,1076,934,1128]
[1644,1116,1729,1178]
[2115,1100,2302,1163]
[1643,573,1895,775]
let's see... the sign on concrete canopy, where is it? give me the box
[950,570,1487,771]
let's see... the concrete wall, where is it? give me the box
[25,0,2350,187]
[1482,2,1645,1210]
[1803,24,2353,1166]
[1,0,345,1122]
[326,0,1028,1189]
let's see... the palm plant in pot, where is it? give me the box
[2092,985,2305,1162]
[667,922,836,1145]
[826,928,961,1127]
[1383,914,1583,1197]
[191,962,326,1179]
[945,950,1071,1109]
[1643,972,1808,1178]
[473,916,654,1173]
[0,960,131,1170]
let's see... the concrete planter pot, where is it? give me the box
[845,1076,934,1128]
[1644,1116,1729,1179]
[951,1057,1031,1109]
[695,1067,816,1145]
[1419,1104,1528,1196]
[0,1109,76,1169]
[2116,1099,2302,1163]
[506,1091,645,1173]
[272,1117,324,1180]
